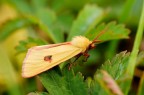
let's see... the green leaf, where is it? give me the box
[57,13,74,33]
[28,92,49,95]
[99,51,130,80]
[87,76,108,95]
[62,68,88,95]
[137,73,144,95]
[39,66,88,95]
[35,9,64,43]
[0,46,21,95]
[15,37,47,54]
[6,0,64,43]
[39,67,69,95]
[7,0,32,14]
[35,9,56,28]
[85,22,130,41]
[87,70,124,95]
[0,18,31,42]
[64,0,89,11]
[87,51,129,95]
[51,23,64,43]
[31,0,48,10]
[94,51,131,94]
[0,15,63,43]
[67,4,105,41]
[0,10,64,43]
[95,70,123,95]
[26,15,63,43]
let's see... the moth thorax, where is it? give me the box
[71,36,92,52]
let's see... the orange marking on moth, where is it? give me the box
[33,42,71,50]
[44,55,52,63]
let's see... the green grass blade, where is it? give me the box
[121,1,144,94]
[127,0,144,77]
[137,73,144,95]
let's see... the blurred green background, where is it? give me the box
[0,0,143,95]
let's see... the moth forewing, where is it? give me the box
[22,44,83,78]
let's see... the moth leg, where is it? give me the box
[83,53,90,62]
[73,54,82,65]
[68,63,73,70]
[67,59,72,70]
[68,54,82,70]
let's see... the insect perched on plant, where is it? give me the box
[22,30,105,78]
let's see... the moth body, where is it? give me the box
[71,36,92,52]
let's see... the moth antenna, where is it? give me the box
[91,28,107,44]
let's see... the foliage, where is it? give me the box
[0,0,143,95]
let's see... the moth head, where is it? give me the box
[71,36,92,52]
[71,30,106,52]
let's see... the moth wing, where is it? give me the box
[22,44,82,78]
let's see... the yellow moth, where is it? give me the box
[22,31,105,78]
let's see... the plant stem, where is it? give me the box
[127,0,144,77]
